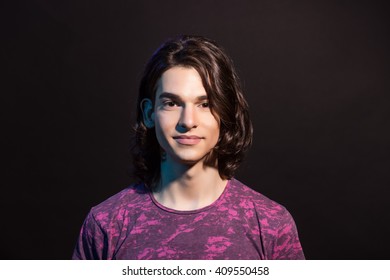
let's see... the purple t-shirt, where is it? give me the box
[73,178,304,259]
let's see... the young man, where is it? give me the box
[72,35,305,260]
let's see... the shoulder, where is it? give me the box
[228,178,305,259]
[228,178,286,212]
[227,178,294,225]
[73,183,152,259]
[88,183,151,227]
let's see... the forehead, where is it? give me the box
[156,66,207,98]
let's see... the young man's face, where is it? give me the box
[153,66,220,166]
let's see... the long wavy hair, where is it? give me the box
[131,35,253,189]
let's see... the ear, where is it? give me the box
[140,98,155,128]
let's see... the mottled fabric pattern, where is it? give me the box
[73,178,305,260]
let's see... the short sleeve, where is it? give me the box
[271,208,305,260]
[72,211,106,260]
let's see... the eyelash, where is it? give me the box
[163,101,177,107]
[162,101,209,108]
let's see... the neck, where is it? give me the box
[153,157,227,211]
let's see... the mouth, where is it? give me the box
[173,135,203,139]
[173,135,203,145]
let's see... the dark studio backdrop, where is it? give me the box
[2,0,389,259]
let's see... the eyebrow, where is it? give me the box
[159,92,208,102]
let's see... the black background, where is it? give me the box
[2,0,389,259]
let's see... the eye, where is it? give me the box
[163,101,177,107]
[200,102,209,108]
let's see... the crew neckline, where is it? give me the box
[149,180,231,215]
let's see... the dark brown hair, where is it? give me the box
[131,35,253,188]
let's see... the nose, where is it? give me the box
[178,105,198,130]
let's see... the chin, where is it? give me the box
[172,153,208,165]
[176,157,203,165]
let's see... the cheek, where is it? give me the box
[206,118,220,143]
[155,112,175,134]
[154,112,176,148]
[155,122,167,143]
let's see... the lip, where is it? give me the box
[173,135,203,145]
